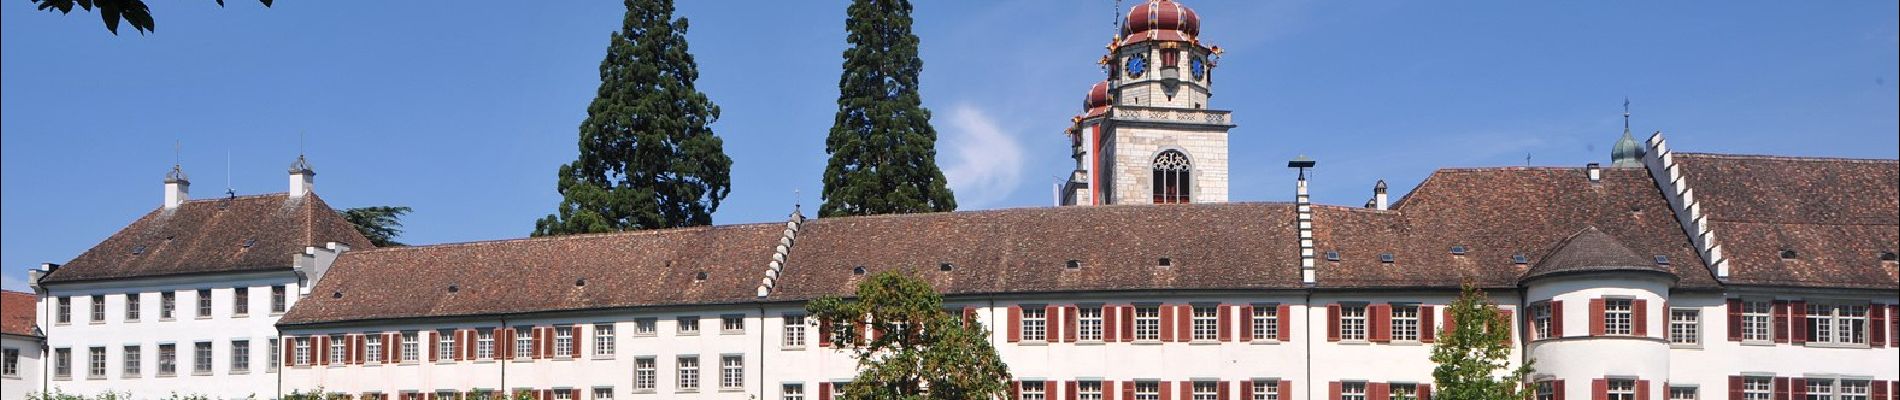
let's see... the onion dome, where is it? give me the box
[1122,0,1201,45]
[1611,130,1644,167]
[1081,81,1111,118]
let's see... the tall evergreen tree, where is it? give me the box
[534,0,731,236]
[819,0,956,217]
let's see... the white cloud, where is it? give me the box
[941,103,1025,209]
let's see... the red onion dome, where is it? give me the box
[1081,80,1111,118]
[1122,0,1200,44]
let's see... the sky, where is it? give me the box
[4,1,1896,291]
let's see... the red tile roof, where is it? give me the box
[1522,227,1675,282]
[1673,153,1899,289]
[1,290,38,337]
[40,193,374,284]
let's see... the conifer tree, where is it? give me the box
[535,0,731,236]
[1431,284,1536,400]
[819,0,957,217]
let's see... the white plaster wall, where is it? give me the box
[4,335,45,400]
[40,273,300,399]
[1665,290,1898,400]
[1309,291,1523,394]
[1526,274,1673,400]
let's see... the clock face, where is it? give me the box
[1126,54,1148,78]
[1190,56,1206,80]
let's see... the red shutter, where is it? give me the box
[1241,381,1256,400]
[1327,304,1341,342]
[1370,304,1392,342]
[1592,379,1608,400]
[1420,306,1437,343]
[1789,301,1808,344]
[1632,299,1649,337]
[386,332,398,363]
[1727,299,1744,342]
[1772,301,1790,343]
[1554,380,1566,400]
[1277,304,1292,342]
[544,327,557,358]
[316,335,329,365]
[1588,299,1607,336]
[1068,381,1081,400]
[1551,300,1565,338]
[1008,306,1023,343]
[1065,306,1080,343]
[1177,305,1193,342]
[1774,378,1790,400]
[464,329,476,360]
[429,332,440,361]
[531,327,545,359]
[1045,305,1062,342]
[819,320,834,347]
[1890,305,1899,347]
[1219,305,1233,342]
[1180,381,1193,400]
[1161,382,1174,400]
[1791,379,1808,400]
[1161,306,1177,342]
[1219,381,1231,400]
[1012,381,1022,400]
[1868,380,1886,400]
[819,382,831,399]
[1126,381,1138,400]
[1637,380,1650,400]
[1419,384,1432,400]
[1282,381,1294,400]
[1729,376,1744,400]
[1371,383,1390,400]
[1239,305,1256,342]
[282,336,296,366]
[1123,306,1137,342]
[1329,382,1342,400]
[1869,304,1887,348]
[1105,305,1120,342]
[964,306,978,325]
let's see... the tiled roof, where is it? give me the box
[1,290,38,337]
[1522,227,1674,281]
[278,223,785,325]
[1673,153,1899,289]
[40,193,374,284]
[1315,167,1717,289]
[766,203,1305,301]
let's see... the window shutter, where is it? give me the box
[1632,299,1649,337]
[1553,380,1566,400]
[1161,382,1175,400]
[1592,379,1608,400]
[316,335,329,365]
[1161,306,1176,342]
[1239,305,1255,342]
[1420,306,1437,343]
[1588,299,1607,336]
[1370,304,1392,342]
[1789,301,1808,344]
[1177,305,1193,342]
[531,327,544,359]
[1729,376,1744,400]
[386,332,398,363]
[1371,383,1390,400]
[1501,310,1516,346]
[819,320,834,347]
[1180,381,1193,400]
[1772,301,1790,343]
[964,306,978,325]
[1891,305,1899,347]
[1126,381,1138,400]
[1727,299,1744,341]
[1419,384,1432,400]
[1278,304,1293,342]
[1220,380,1231,400]
[857,320,870,345]
[1068,381,1081,400]
[1327,304,1341,342]
[1869,304,1887,348]
[1219,305,1233,342]
[282,336,296,366]
[428,332,439,361]
[464,329,476,360]
[1063,305,1079,343]
[543,326,557,358]
[1550,300,1565,339]
[1636,380,1650,400]
[1105,305,1120,342]
[1123,306,1137,342]
[1008,306,1023,343]
[1241,381,1256,400]
[1869,380,1886,400]
[1282,380,1295,400]
[1773,378,1790,400]
[1790,379,1807,400]
[350,334,362,365]
[819,382,831,399]
[1012,381,1022,400]
[1329,382,1342,400]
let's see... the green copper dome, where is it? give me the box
[1611,129,1644,167]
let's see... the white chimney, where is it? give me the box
[1373,180,1389,211]
[289,155,315,197]
[164,165,190,209]
[1586,162,1602,182]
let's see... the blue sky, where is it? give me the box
[4,1,1896,290]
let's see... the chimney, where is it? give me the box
[1287,156,1318,287]
[1586,162,1602,182]
[289,155,316,197]
[164,165,190,209]
[1373,180,1389,210]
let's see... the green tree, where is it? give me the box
[1431,284,1535,400]
[339,206,412,247]
[807,270,1011,399]
[30,0,272,35]
[818,0,957,218]
[533,0,732,236]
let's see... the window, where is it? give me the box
[1392,305,1420,341]
[1806,379,1833,400]
[157,344,176,376]
[1152,150,1192,204]
[721,355,744,390]
[555,326,574,357]
[329,335,347,365]
[677,356,700,391]
[122,345,141,376]
[723,315,745,333]
[365,335,383,364]
[635,358,657,390]
[679,316,701,335]
[1135,306,1161,341]
[476,329,496,359]
[1669,309,1700,345]
[1078,307,1104,341]
[1535,381,1555,400]
[1607,379,1636,400]
[635,318,657,336]
[1670,387,1697,400]
[89,347,106,378]
[594,324,615,357]
[1806,303,1869,345]
[401,332,420,362]
[1079,381,1105,400]
[515,328,534,359]
[194,342,213,374]
[592,388,613,400]
[783,384,805,400]
[161,292,176,319]
[1189,306,1219,341]
[1252,381,1280,400]
[295,337,312,366]
[55,348,71,378]
[553,390,573,400]
[197,289,213,318]
[1021,307,1047,342]
[268,338,279,371]
[1021,381,1046,400]
[1741,301,1772,342]
[436,331,455,362]
[1340,305,1368,341]
[1839,380,1871,400]
[1,348,16,377]
[1392,384,1418,400]
[90,295,106,323]
[234,287,250,316]
[1254,306,1280,341]
[783,315,808,348]
[57,296,70,324]
[232,340,251,373]
[1605,299,1634,335]
[1193,381,1219,400]
[271,286,287,313]
[1341,382,1367,400]
[126,294,142,321]
[1532,302,1552,339]
[1135,382,1161,400]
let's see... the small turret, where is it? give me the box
[1611,99,1644,167]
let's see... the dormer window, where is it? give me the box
[1512,253,1529,265]
[851,266,867,276]
[1157,257,1173,267]
[1379,253,1395,263]
[1880,251,1897,261]
[1778,249,1798,260]
[1325,251,1340,261]
[1654,255,1670,265]
[131,246,146,255]
[694,271,709,281]
[447,285,459,293]
[1064,260,1081,270]
[575,278,587,287]
[1449,246,1468,255]
[241,239,256,248]
[939,263,955,272]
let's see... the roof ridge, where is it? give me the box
[1676,152,1898,163]
[345,222,786,254]
[181,193,289,203]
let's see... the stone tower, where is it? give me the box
[1061,0,1234,206]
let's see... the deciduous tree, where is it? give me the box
[806,270,1011,399]
[1431,284,1535,400]
[30,0,272,35]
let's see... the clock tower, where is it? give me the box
[1060,0,1234,206]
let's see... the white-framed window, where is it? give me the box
[1607,379,1636,400]
[1252,380,1280,400]
[722,315,745,334]
[1192,306,1219,341]
[196,289,213,318]
[635,357,657,390]
[157,344,176,376]
[89,347,107,378]
[1079,381,1105,400]
[122,345,141,376]
[677,356,700,391]
[1135,382,1161,400]
[634,318,657,336]
[1535,381,1555,400]
[1078,306,1104,341]
[1743,378,1771,400]
[593,387,614,400]
[783,383,804,400]
[328,335,346,365]
[1806,379,1834,400]
[555,326,575,357]
[1021,307,1047,342]
[126,294,142,321]
[1253,305,1279,341]
[1340,305,1368,341]
[401,332,420,362]
[1669,309,1700,345]
[1192,381,1219,400]
[90,295,106,323]
[1806,303,1869,345]
[1135,306,1161,341]
[56,296,70,324]
[1021,381,1046,400]
[594,324,615,357]
[1532,302,1552,339]
[1605,299,1634,335]
[1341,382,1367,400]
[1392,304,1420,341]
[783,314,808,348]
[271,285,287,314]
[553,389,574,400]
[193,342,212,374]
[1741,301,1772,342]
[267,338,279,372]
[1392,384,1418,400]
[1669,387,1696,400]
[161,292,176,319]
[435,330,455,362]
[476,329,496,359]
[515,327,534,359]
[54,348,71,378]
[679,316,701,335]
[365,335,383,364]
[234,287,250,316]
[1839,380,1871,400]
[294,337,311,365]
[231,339,251,373]
[721,355,744,390]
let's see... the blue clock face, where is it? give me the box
[1126,54,1148,78]
[1191,57,1206,80]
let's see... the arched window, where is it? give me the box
[1152,150,1192,204]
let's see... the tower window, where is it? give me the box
[1152,150,1192,204]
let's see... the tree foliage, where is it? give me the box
[30,0,272,35]
[806,270,1012,400]
[534,0,732,236]
[1431,284,1535,400]
[339,206,412,247]
[819,0,957,218]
